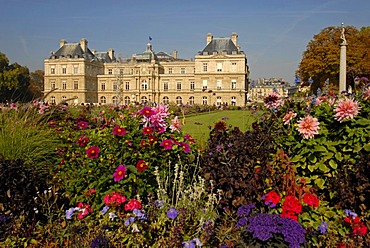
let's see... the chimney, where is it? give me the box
[207,33,213,45]
[59,39,66,48]
[108,48,115,60]
[231,32,240,50]
[80,38,88,52]
[173,49,177,59]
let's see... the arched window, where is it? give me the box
[163,96,169,104]
[112,96,118,105]
[124,96,131,105]
[141,80,148,91]
[202,96,208,105]
[176,96,182,105]
[189,96,195,105]
[100,96,106,104]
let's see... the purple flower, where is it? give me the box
[155,200,164,209]
[236,217,248,227]
[318,221,328,234]
[133,209,147,221]
[101,206,109,215]
[182,240,196,248]
[124,217,136,226]
[65,207,75,219]
[344,209,357,218]
[90,234,108,248]
[216,145,223,152]
[167,207,178,220]
[237,204,255,216]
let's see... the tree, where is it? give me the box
[297,25,370,93]
[0,52,31,102]
[29,70,44,99]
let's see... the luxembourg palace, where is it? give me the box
[43,33,252,107]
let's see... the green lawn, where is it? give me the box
[181,110,258,148]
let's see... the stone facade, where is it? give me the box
[248,78,298,102]
[44,33,250,106]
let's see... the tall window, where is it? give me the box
[176,96,182,105]
[74,81,78,90]
[231,96,236,106]
[112,96,118,105]
[176,82,181,90]
[217,96,222,106]
[231,62,237,72]
[62,96,67,101]
[203,63,208,72]
[190,81,195,90]
[51,66,55,74]
[100,96,106,104]
[125,82,130,90]
[113,81,118,91]
[163,96,169,104]
[168,68,172,74]
[62,81,66,90]
[73,65,78,74]
[202,96,208,105]
[202,80,207,90]
[217,63,222,72]
[62,66,67,74]
[231,80,237,90]
[120,69,124,75]
[189,96,195,105]
[141,96,147,104]
[51,81,55,90]
[108,69,112,75]
[163,82,168,91]
[101,82,106,91]
[124,96,130,105]
[51,96,56,104]
[142,80,148,91]
[181,68,185,74]
[217,80,222,90]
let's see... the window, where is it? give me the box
[142,80,148,91]
[108,69,112,75]
[203,63,208,72]
[125,82,130,90]
[202,96,208,105]
[62,81,66,90]
[189,96,195,105]
[231,80,237,90]
[141,96,147,104]
[51,66,55,74]
[74,81,78,90]
[181,68,185,74]
[112,96,118,105]
[176,82,181,90]
[217,80,222,90]
[202,80,207,90]
[163,96,169,104]
[232,62,237,66]
[113,81,118,91]
[124,96,131,105]
[62,66,66,74]
[168,68,172,74]
[101,82,106,91]
[217,63,222,72]
[190,81,195,90]
[163,82,168,91]
[100,96,106,104]
[51,96,56,104]
[51,81,55,90]
[73,65,78,74]
[176,96,182,105]
[217,96,222,106]
[231,96,236,106]
[120,69,124,75]
[62,96,67,101]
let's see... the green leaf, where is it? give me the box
[364,143,370,152]
[308,164,316,172]
[319,163,330,173]
[356,118,370,126]
[314,145,327,152]
[314,178,325,189]
[330,191,336,199]
[328,160,337,169]
[335,152,343,161]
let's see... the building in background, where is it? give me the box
[248,78,297,101]
[44,33,250,106]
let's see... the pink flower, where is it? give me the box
[160,139,173,150]
[113,125,126,136]
[334,98,361,122]
[170,116,181,132]
[263,92,282,109]
[297,115,320,139]
[138,106,155,117]
[184,134,196,143]
[363,86,370,101]
[113,164,127,182]
[179,142,191,153]
[86,146,100,159]
[78,121,89,129]
[283,111,297,125]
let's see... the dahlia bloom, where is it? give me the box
[334,98,361,122]
[136,160,148,172]
[113,164,127,182]
[179,142,191,153]
[170,116,181,132]
[263,92,283,109]
[283,111,297,126]
[363,86,370,101]
[113,125,126,136]
[86,146,100,159]
[297,115,320,139]
[142,126,153,135]
[160,139,173,150]
[138,106,155,117]
[78,121,89,129]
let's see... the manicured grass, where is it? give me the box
[181,110,258,148]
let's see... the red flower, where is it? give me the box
[113,125,126,136]
[143,126,153,135]
[48,120,56,127]
[281,210,298,221]
[160,139,173,150]
[78,121,89,129]
[86,146,100,159]
[282,196,302,220]
[353,223,368,236]
[263,191,281,207]
[180,142,191,153]
[104,192,126,207]
[76,202,92,219]
[303,193,319,208]
[184,134,196,143]
[136,160,148,172]
[76,134,89,147]
[124,199,142,211]
[139,106,155,117]
[148,135,157,145]
[113,164,127,182]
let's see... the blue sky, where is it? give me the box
[0,0,369,83]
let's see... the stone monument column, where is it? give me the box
[339,23,348,93]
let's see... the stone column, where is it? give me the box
[339,23,347,93]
